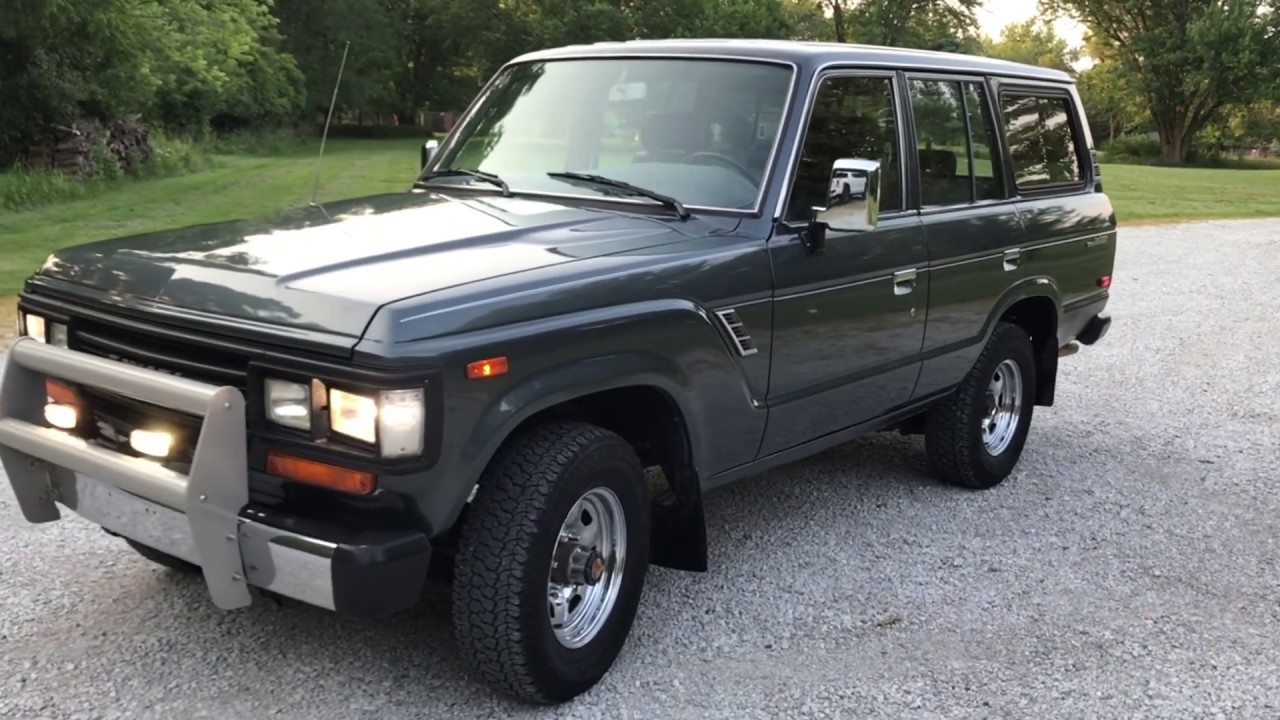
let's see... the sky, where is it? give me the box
[976,0,1086,46]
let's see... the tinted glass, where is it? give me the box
[909,79,1006,207]
[437,59,793,210]
[962,82,1004,200]
[1000,94,1082,190]
[909,80,971,206]
[786,75,901,222]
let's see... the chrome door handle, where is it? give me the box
[893,269,918,295]
[1003,249,1022,272]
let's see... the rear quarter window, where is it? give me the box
[999,92,1083,192]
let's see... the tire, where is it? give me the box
[125,538,199,572]
[452,421,651,704]
[925,322,1037,490]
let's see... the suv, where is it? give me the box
[1,40,1114,704]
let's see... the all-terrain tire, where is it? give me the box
[451,421,651,704]
[925,321,1037,490]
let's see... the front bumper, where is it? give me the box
[0,338,429,617]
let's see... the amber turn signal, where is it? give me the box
[466,356,508,379]
[45,379,76,404]
[266,451,376,495]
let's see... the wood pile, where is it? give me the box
[25,117,152,178]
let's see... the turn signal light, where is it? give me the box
[466,356,508,379]
[267,451,376,495]
[45,379,76,404]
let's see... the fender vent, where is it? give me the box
[715,308,758,357]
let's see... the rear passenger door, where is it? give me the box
[762,71,928,456]
[907,74,1026,398]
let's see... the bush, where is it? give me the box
[1,131,211,212]
[210,127,311,155]
[1098,135,1161,162]
[0,167,91,211]
[132,131,209,179]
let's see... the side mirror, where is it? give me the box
[813,158,881,233]
[420,139,440,170]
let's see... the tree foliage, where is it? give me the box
[0,0,302,163]
[983,18,1081,72]
[1043,0,1280,164]
[6,0,1279,172]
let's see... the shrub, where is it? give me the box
[1098,135,1161,162]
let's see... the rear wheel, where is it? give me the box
[451,421,651,704]
[925,322,1037,489]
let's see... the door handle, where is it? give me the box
[1003,249,1022,272]
[893,269,918,295]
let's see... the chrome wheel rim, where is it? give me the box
[981,359,1023,456]
[547,487,626,649]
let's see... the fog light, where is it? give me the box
[130,429,172,459]
[44,402,77,430]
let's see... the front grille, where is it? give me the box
[70,318,251,391]
[64,317,254,472]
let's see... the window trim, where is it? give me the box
[777,68,910,225]
[996,83,1091,197]
[901,70,1008,212]
[425,54,801,218]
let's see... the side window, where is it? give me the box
[962,82,1005,201]
[908,78,1006,207]
[786,75,902,222]
[1000,93,1082,190]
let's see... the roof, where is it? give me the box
[511,38,1074,83]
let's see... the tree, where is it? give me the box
[1042,0,1280,164]
[983,18,1081,72]
[819,0,980,48]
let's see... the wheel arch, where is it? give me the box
[983,279,1062,406]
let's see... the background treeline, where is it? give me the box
[2,0,1279,171]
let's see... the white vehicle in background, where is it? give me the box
[829,157,878,202]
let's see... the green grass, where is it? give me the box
[3,138,1280,296]
[1100,163,1280,223]
[0,138,422,294]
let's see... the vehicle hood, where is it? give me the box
[33,191,701,346]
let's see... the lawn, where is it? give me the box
[2,138,1280,299]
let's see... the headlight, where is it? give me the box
[329,387,424,458]
[49,322,68,348]
[266,379,311,430]
[22,313,47,343]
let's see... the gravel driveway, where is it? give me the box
[2,218,1279,719]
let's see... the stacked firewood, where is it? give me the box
[25,117,152,178]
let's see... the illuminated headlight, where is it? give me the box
[266,379,311,430]
[329,387,425,458]
[22,312,47,343]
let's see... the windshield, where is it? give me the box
[428,57,794,212]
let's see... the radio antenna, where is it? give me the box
[310,40,351,209]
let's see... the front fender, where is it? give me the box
[378,299,767,535]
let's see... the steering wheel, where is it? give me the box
[683,151,757,184]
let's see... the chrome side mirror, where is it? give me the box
[812,158,881,234]
[420,139,440,170]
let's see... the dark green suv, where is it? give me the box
[1,39,1114,704]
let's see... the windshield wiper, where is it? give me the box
[415,168,511,197]
[546,172,689,219]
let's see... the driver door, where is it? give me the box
[760,71,928,456]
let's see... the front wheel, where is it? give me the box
[451,422,651,704]
[925,322,1037,489]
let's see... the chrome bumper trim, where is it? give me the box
[0,338,337,612]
